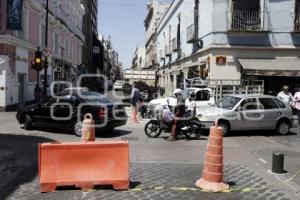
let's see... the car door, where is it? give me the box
[234,98,262,130]
[34,97,57,126]
[52,96,75,127]
[258,97,280,129]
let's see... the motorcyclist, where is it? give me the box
[166,88,185,141]
[161,105,175,126]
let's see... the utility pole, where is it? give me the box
[60,46,65,82]
[43,0,49,97]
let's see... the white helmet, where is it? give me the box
[173,88,182,96]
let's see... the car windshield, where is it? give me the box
[81,91,112,104]
[216,96,241,110]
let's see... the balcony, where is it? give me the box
[160,50,165,60]
[165,45,171,56]
[186,24,198,43]
[172,38,179,52]
[228,10,269,32]
[295,12,300,32]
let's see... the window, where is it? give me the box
[195,90,210,101]
[41,97,56,107]
[295,0,300,31]
[177,14,181,57]
[274,98,286,109]
[240,98,258,110]
[259,98,279,110]
[230,0,263,31]
[217,96,241,110]
[54,33,59,54]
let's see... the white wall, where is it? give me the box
[0,56,9,107]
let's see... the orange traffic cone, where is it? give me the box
[81,114,95,142]
[195,123,229,192]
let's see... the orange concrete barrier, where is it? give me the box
[38,141,129,192]
[195,124,229,192]
[81,113,95,142]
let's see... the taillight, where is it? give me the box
[98,107,105,118]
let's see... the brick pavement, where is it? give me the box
[0,112,300,199]
[6,163,295,200]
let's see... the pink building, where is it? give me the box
[0,0,85,111]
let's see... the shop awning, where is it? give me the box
[238,58,300,76]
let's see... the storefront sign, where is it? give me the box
[6,0,24,30]
[216,56,227,65]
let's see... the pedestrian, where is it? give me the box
[293,90,300,127]
[166,88,185,141]
[277,85,293,105]
[139,98,147,118]
[34,84,43,101]
[130,82,141,123]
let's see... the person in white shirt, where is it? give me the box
[181,92,197,131]
[277,85,293,105]
[293,90,300,127]
[184,92,196,119]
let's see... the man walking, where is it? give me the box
[130,82,140,123]
[277,85,293,105]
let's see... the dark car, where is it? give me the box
[16,90,127,137]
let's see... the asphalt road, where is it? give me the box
[0,111,300,200]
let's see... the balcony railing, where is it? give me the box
[295,12,300,32]
[228,10,269,32]
[172,38,178,52]
[186,24,196,43]
[165,45,171,56]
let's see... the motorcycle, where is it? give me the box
[144,114,204,140]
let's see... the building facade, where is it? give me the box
[157,0,300,96]
[81,0,98,74]
[144,0,170,69]
[132,45,146,70]
[0,0,85,111]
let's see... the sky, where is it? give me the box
[98,0,172,69]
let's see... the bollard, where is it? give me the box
[272,152,285,174]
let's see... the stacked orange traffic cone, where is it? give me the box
[81,114,95,142]
[195,123,229,192]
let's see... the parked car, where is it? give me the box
[197,94,293,136]
[147,87,215,117]
[113,80,124,90]
[16,89,127,137]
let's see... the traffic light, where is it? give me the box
[34,47,42,71]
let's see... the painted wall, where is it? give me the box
[157,0,195,67]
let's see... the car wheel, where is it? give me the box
[276,120,290,135]
[73,120,83,137]
[24,115,32,130]
[218,121,230,136]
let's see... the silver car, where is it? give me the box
[198,94,293,136]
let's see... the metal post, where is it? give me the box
[43,0,49,97]
[35,70,40,101]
